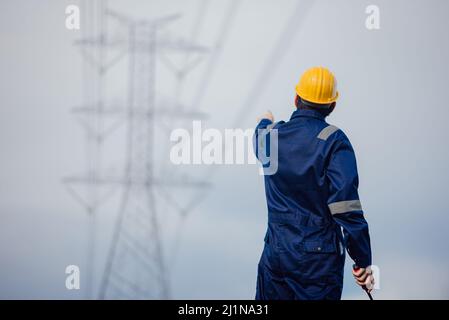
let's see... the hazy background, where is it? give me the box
[1,0,449,299]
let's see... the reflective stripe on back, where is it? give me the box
[317,125,339,141]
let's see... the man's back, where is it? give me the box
[255,107,372,300]
[265,108,339,218]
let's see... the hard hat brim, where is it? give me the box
[295,85,339,104]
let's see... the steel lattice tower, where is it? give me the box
[99,20,167,299]
[65,3,210,299]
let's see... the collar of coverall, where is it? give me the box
[290,108,327,121]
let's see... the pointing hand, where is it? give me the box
[257,110,274,123]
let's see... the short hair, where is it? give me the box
[296,95,334,117]
[300,97,332,109]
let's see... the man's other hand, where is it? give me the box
[352,266,375,293]
[257,110,274,123]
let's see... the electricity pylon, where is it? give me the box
[64,4,210,299]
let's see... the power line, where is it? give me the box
[231,0,314,128]
[187,0,315,208]
[190,0,240,111]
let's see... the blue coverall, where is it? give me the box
[254,108,371,300]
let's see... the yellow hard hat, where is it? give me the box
[295,66,339,105]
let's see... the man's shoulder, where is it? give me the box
[271,120,286,129]
[272,119,352,145]
[316,122,346,141]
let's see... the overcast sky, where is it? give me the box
[1,0,449,299]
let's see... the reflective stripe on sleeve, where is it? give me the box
[328,200,362,215]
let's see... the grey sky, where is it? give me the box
[1,0,449,299]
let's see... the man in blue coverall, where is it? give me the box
[254,67,374,300]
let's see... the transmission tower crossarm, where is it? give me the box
[63,175,210,188]
[106,8,181,28]
[71,105,209,119]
